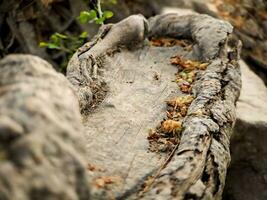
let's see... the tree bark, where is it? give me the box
[0,12,242,200]
[66,13,241,199]
[0,55,90,200]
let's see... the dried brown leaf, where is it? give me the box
[150,38,190,47]
[161,119,182,134]
[171,55,209,70]
[93,176,120,188]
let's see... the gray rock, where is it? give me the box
[236,60,267,125]
[223,60,267,200]
[161,7,196,16]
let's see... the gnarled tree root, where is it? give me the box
[67,13,241,199]
[0,55,90,200]
[0,13,241,200]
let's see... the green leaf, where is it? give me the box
[79,31,88,39]
[39,42,48,48]
[78,11,91,23]
[78,10,97,23]
[95,17,105,24]
[50,34,60,45]
[88,10,97,19]
[55,33,68,39]
[103,11,113,19]
[47,43,60,50]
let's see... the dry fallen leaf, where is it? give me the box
[166,95,194,109]
[179,82,192,93]
[150,38,191,48]
[198,62,209,70]
[166,95,194,116]
[166,111,182,119]
[147,129,160,140]
[171,55,210,70]
[161,119,182,135]
[93,176,120,188]
[87,163,105,172]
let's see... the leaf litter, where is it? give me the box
[143,38,210,194]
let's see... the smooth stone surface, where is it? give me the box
[223,60,267,200]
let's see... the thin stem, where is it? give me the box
[97,0,103,19]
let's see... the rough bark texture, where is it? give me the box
[67,13,241,199]
[0,55,90,200]
[67,15,147,113]
[190,0,267,84]
[141,14,241,200]
[160,6,267,200]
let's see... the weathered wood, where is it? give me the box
[0,13,241,200]
[67,15,147,112]
[191,0,267,84]
[0,55,90,200]
[67,13,241,199]
[138,14,241,200]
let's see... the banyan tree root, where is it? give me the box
[192,0,267,84]
[0,55,90,200]
[140,14,242,199]
[67,14,148,113]
[67,13,241,199]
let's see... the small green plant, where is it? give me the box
[39,32,88,53]
[39,0,114,72]
[78,9,113,25]
[39,32,88,71]
[79,0,114,24]
[78,6,113,24]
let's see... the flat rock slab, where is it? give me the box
[223,60,267,200]
[236,60,267,124]
[67,14,241,199]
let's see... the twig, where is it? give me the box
[6,34,15,50]
[141,143,179,194]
